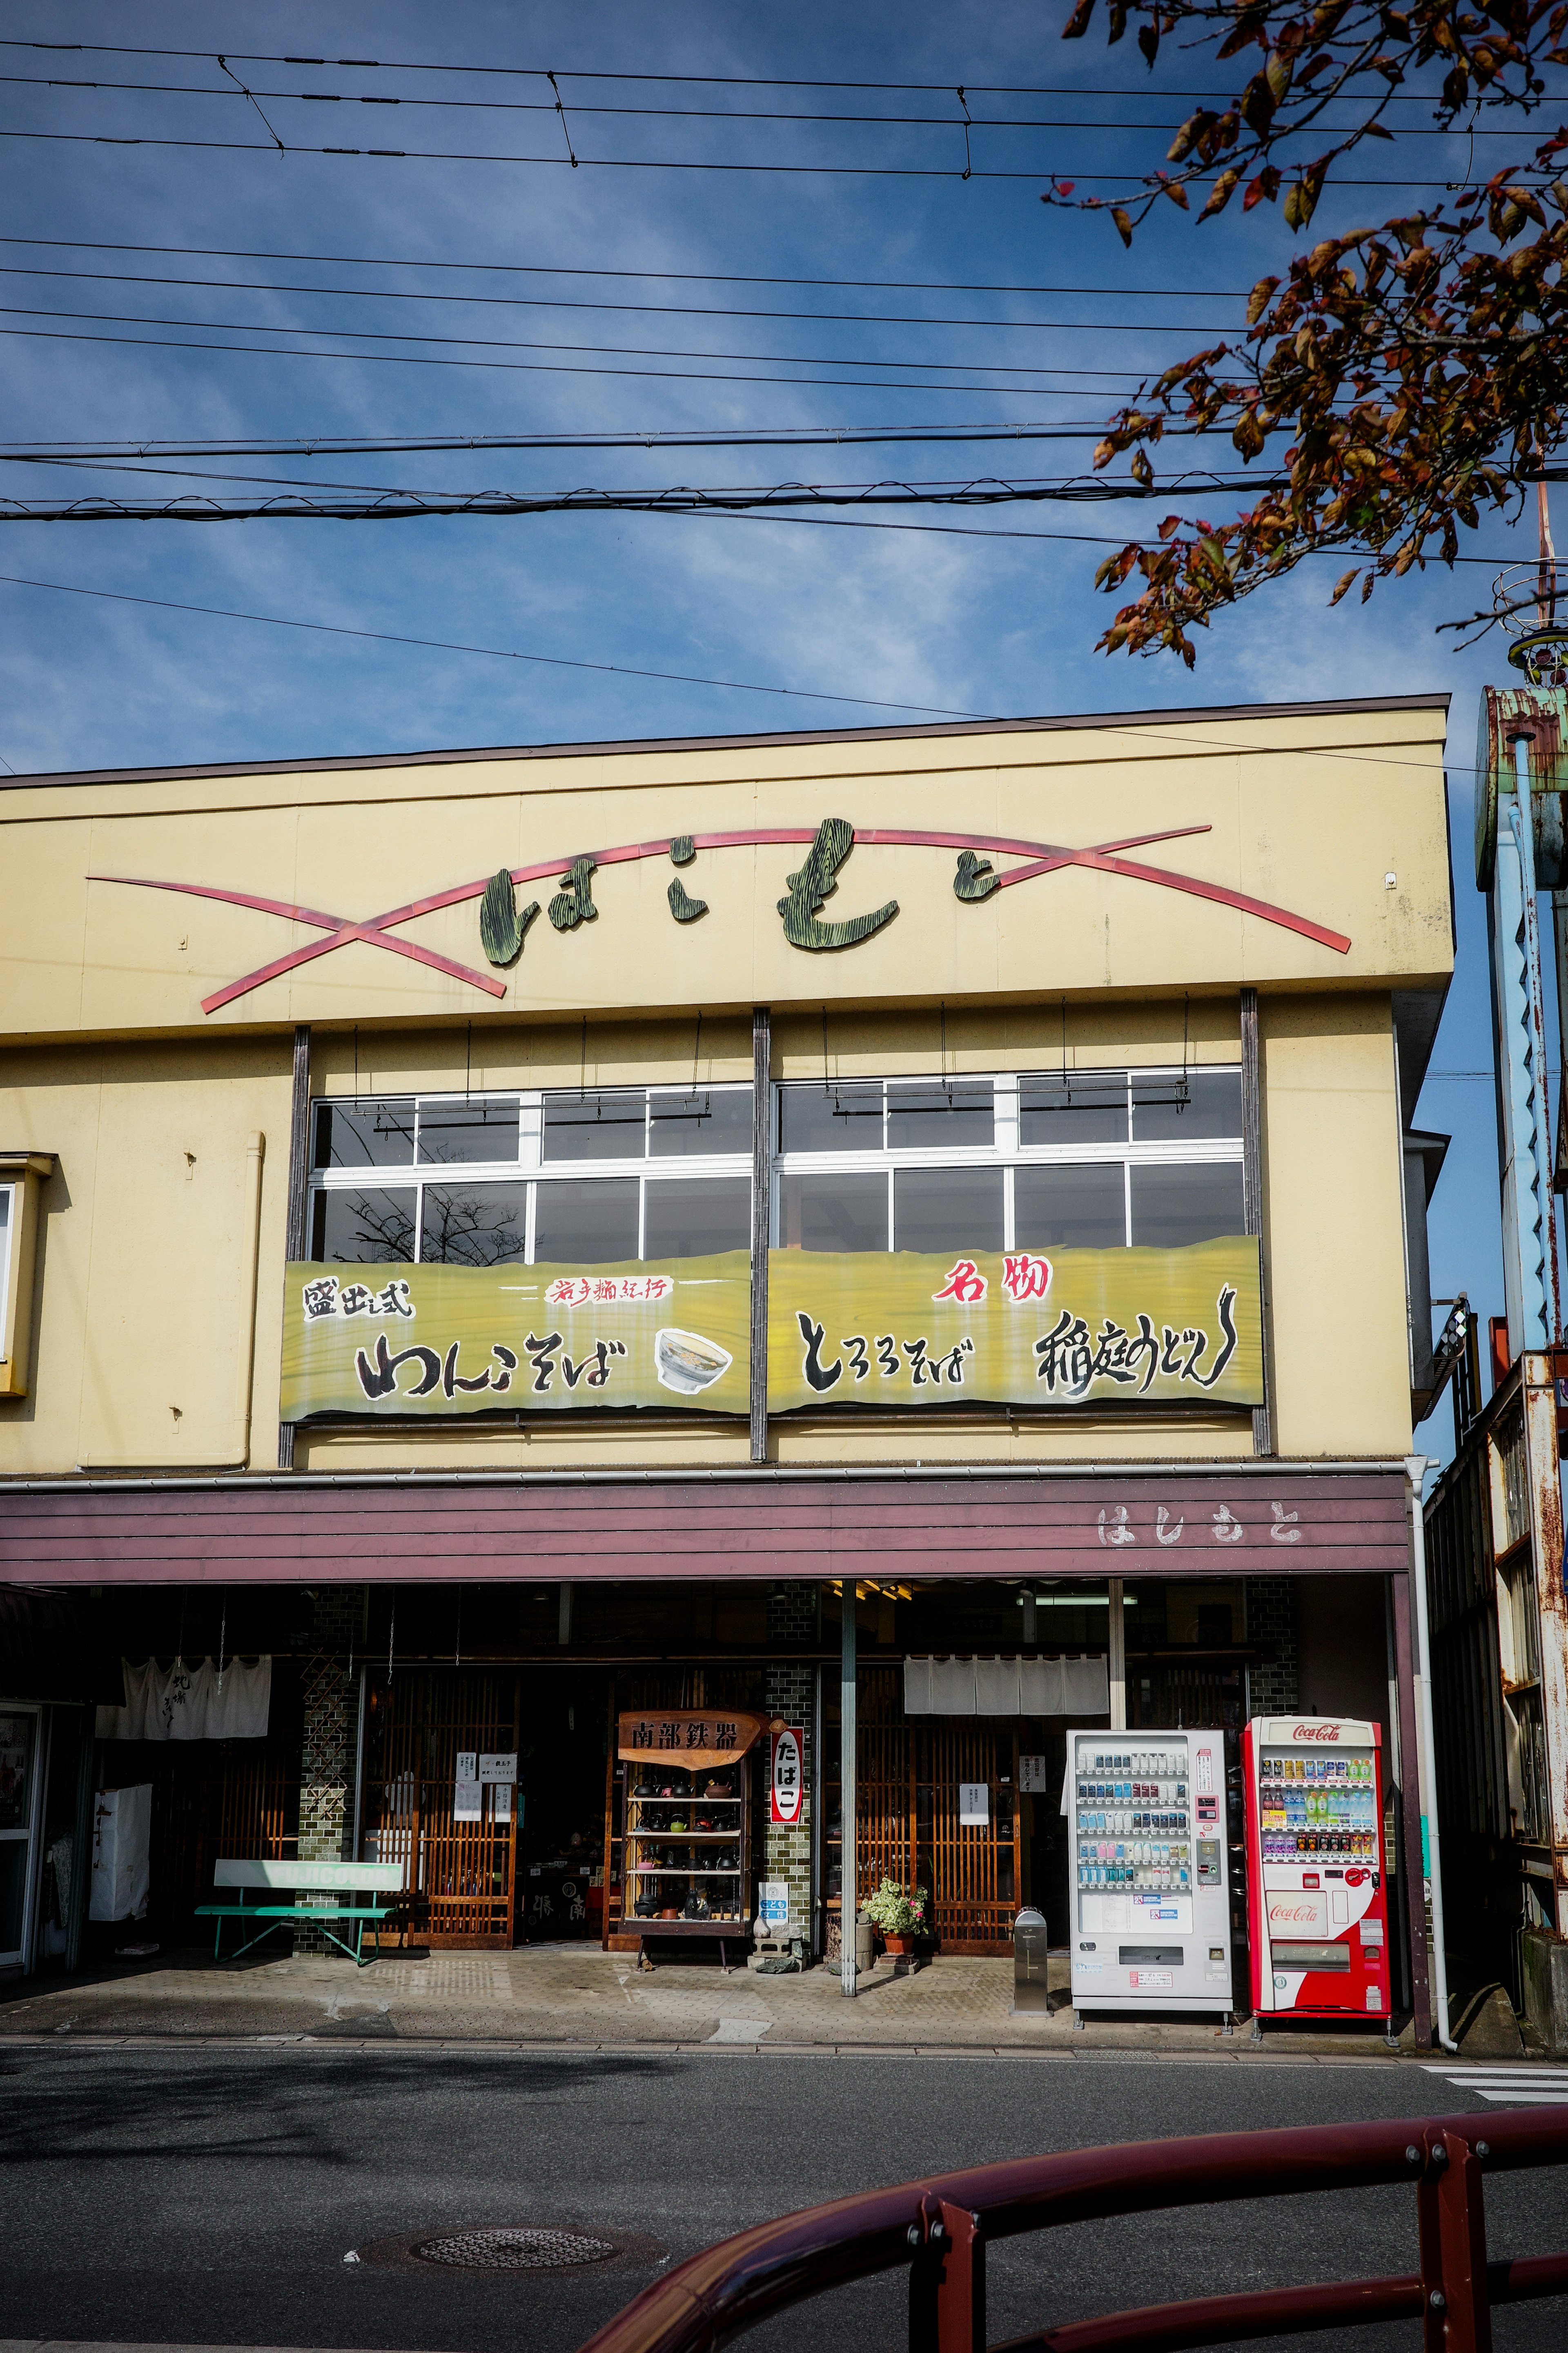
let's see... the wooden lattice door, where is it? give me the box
[361,1668,521,1948]
[851,1673,1020,1954]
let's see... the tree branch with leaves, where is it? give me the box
[1047,2,1568,662]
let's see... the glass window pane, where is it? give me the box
[886,1079,993,1150]
[644,1175,751,1258]
[420,1180,528,1267]
[541,1089,647,1162]
[649,1088,752,1157]
[311,1098,415,1170]
[310,1186,416,1263]
[777,1082,883,1154]
[1129,1161,1246,1245]
[1132,1069,1243,1141]
[416,1099,520,1166]
[893,1167,1004,1254]
[779,1170,888,1251]
[1014,1163,1127,1249]
[1018,1071,1128,1146]
[534,1177,640,1262]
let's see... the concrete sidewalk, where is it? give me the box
[0,1941,1463,2060]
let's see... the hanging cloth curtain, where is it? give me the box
[96,1655,271,1740]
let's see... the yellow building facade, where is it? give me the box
[0,694,1451,2032]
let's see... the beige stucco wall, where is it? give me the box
[0,703,1450,1476]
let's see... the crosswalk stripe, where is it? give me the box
[1423,2063,1568,2105]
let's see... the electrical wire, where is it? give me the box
[0,566,1007,719]
[0,39,1484,104]
[0,298,1241,374]
[0,322,1157,392]
[0,234,1254,299]
[0,69,1515,137]
[0,468,1298,524]
[0,424,1198,462]
[0,262,1247,335]
[0,126,1477,187]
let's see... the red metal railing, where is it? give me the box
[580,2108,1568,2353]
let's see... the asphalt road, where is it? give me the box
[0,2047,1563,2353]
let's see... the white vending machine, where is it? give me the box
[1067,1726,1233,2018]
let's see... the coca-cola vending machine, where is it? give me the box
[1242,1715,1390,2022]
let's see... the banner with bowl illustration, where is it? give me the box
[766,1238,1263,1413]
[278,1252,750,1419]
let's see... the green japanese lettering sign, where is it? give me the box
[766,1239,1263,1412]
[280,1252,750,1419]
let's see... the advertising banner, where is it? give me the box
[279,1250,750,1420]
[281,1238,1260,1419]
[766,1238,1263,1413]
[770,1726,805,1825]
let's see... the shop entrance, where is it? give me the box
[516,1668,612,1943]
[360,1667,521,1948]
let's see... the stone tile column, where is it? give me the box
[1246,1579,1299,1718]
[762,1583,815,1952]
[294,1589,360,1955]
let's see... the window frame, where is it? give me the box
[306,1084,754,1266]
[771,1066,1243,1251]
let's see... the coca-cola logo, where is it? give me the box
[1270,1902,1322,1924]
[1292,1724,1341,1741]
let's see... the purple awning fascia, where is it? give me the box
[0,1471,1412,1587]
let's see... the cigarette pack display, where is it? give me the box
[1066,1726,1233,2016]
[1242,1715,1390,2021]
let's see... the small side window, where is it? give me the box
[0,1153,56,1398]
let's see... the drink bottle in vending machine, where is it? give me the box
[1067,1726,1233,2016]
[1242,1716,1390,2021]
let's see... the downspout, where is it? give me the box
[1407,1452,1459,2051]
[230,1133,265,1470]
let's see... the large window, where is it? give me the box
[774,1068,1244,1251]
[307,1067,1245,1267]
[307,1087,752,1266]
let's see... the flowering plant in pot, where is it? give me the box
[863,1876,929,1954]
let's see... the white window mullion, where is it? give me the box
[637,1176,647,1262]
[525,1180,537,1265]
[1123,1161,1132,1247]
[1003,1164,1014,1253]
[886,1166,895,1251]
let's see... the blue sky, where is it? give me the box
[1,0,1549,1462]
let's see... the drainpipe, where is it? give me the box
[840,1577,857,1998]
[1406,1452,1459,2051]
[230,1133,265,1469]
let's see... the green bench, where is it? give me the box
[196,1858,406,1966]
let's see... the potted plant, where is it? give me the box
[863,1876,929,1956]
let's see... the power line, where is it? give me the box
[0,566,1007,716]
[0,126,1476,187]
[0,424,1187,462]
[0,469,1297,525]
[0,298,1238,374]
[0,68,1515,137]
[0,234,1253,300]
[0,262,1246,335]
[0,321,1154,393]
[0,39,1481,103]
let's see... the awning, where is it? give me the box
[0,1468,1412,1586]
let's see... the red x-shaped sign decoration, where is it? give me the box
[90,820,1349,1017]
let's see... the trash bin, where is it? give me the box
[1013,1905,1050,2015]
[854,1911,875,1976]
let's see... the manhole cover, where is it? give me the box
[412,2227,618,2272]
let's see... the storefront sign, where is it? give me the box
[1018,1754,1051,1793]
[959,1782,990,1826]
[479,1752,517,1784]
[760,1879,789,1925]
[617,1708,768,1767]
[280,1251,750,1420]
[767,1238,1263,1412]
[454,1751,481,1822]
[770,1726,805,1824]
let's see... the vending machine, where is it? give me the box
[1242,1716,1390,2022]
[1067,1726,1233,2017]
